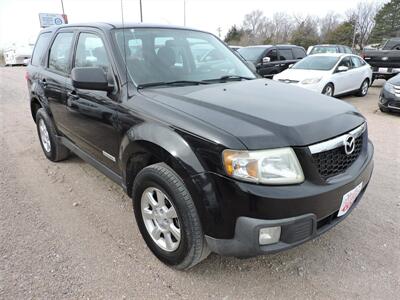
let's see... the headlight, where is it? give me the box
[301,77,322,85]
[222,148,304,185]
[384,82,396,94]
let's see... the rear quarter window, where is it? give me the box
[31,32,52,66]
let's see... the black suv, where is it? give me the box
[27,23,374,270]
[237,45,306,78]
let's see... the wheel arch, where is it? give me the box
[30,97,43,122]
[120,123,206,197]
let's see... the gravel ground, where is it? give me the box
[0,66,399,299]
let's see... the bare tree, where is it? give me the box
[320,12,340,42]
[242,10,268,43]
[347,1,381,49]
[271,12,294,43]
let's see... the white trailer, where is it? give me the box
[3,44,34,66]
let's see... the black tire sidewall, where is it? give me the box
[133,166,196,267]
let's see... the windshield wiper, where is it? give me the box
[203,75,254,83]
[137,80,210,89]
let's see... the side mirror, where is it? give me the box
[337,66,349,73]
[71,67,113,91]
[262,56,271,64]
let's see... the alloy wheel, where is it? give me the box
[38,119,51,153]
[141,187,181,252]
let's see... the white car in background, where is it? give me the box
[273,53,372,97]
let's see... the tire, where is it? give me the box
[322,83,334,97]
[357,79,369,97]
[35,108,69,162]
[132,162,209,270]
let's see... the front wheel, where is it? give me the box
[322,83,334,97]
[357,79,369,97]
[132,163,209,269]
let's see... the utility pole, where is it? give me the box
[139,0,143,22]
[217,27,222,38]
[183,0,186,26]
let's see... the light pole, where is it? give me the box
[183,0,186,26]
[139,0,143,22]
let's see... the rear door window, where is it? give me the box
[293,48,306,59]
[278,49,294,60]
[351,56,362,68]
[48,32,74,74]
[31,32,52,66]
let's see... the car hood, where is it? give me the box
[139,79,364,150]
[274,69,330,82]
[388,74,400,85]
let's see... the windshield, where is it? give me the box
[237,47,266,61]
[310,46,338,54]
[292,56,339,71]
[113,28,255,86]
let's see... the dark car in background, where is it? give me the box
[237,45,306,78]
[27,23,373,270]
[308,44,353,55]
[362,38,400,82]
[379,73,400,113]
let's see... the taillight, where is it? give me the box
[25,71,29,81]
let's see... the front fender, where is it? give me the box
[120,122,206,179]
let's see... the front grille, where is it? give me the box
[278,79,299,84]
[312,134,363,179]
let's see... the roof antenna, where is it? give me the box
[120,0,128,94]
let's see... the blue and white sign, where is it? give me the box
[39,13,67,28]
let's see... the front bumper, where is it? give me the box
[200,139,374,257]
[206,181,368,257]
[379,88,400,112]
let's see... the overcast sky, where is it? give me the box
[0,0,376,48]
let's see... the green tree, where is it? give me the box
[325,21,355,46]
[370,0,400,43]
[224,25,244,44]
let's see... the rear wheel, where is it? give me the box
[35,108,69,162]
[132,163,209,270]
[357,79,369,97]
[322,83,334,97]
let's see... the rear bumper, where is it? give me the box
[205,182,368,257]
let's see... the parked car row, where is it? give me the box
[232,41,399,114]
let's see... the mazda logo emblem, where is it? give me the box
[344,135,356,155]
[382,57,389,61]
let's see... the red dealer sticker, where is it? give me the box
[338,182,363,217]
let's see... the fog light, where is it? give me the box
[259,226,281,245]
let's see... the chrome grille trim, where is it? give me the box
[308,123,366,155]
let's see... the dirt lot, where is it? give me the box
[0,66,399,299]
